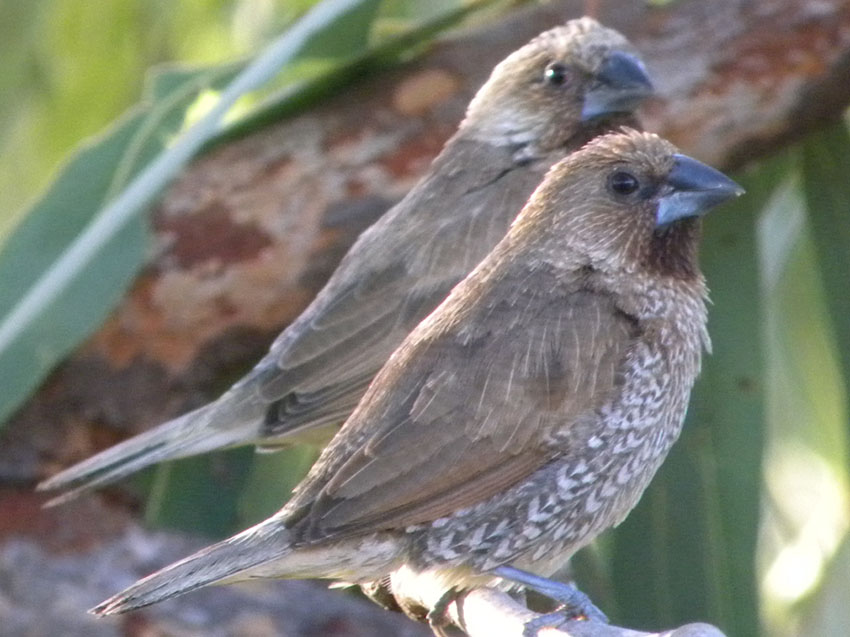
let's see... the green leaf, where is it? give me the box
[237,445,321,526]
[0,0,496,432]
[766,123,850,635]
[145,448,256,538]
[802,531,850,637]
[0,62,228,426]
[801,122,850,406]
[0,111,147,314]
[297,0,381,59]
[212,0,491,144]
[608,157,791,636]
[0,0,393,429]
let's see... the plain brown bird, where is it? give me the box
[91,130,743,635]
[39,18,655,504]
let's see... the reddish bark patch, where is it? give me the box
[88,273,177,368]
[708,5,850,91]
[156,202,273,269]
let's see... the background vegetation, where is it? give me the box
[1,1,847,636]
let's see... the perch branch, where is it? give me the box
[449,587,726,637]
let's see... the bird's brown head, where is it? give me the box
[517,129,743,280]
[462,17,653,154]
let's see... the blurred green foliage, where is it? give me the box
[0,0,491,428]
[0,61,244,430]
[0,0,247,239]
[1,2,848,637]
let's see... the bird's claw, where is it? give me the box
[520,597,609,637]
[426,587,459,637]
[493,565,608,636]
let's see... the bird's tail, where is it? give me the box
[92,518,294,615]
[37,391,264,506]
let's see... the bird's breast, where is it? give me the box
[404,317,702,577]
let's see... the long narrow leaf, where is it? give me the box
[0,0,385,427]
[0,63,234,424]
[144,448,256,538]
[212,0,495,145]
[801,122,850,401]
[236,446,321,526]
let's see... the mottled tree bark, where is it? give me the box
[2,0,847,634]
[5,0,849,483]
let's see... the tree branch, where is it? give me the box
[444,587,728,637]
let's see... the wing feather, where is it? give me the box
[284,266,641,543]
[255,140,537,440]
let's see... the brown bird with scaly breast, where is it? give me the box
[39,18,655,505]
[91,129,743,635]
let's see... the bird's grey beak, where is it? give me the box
[656,154,744,227]
[581,51,654,122]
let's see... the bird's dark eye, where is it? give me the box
[544,62,569,86]
[609,171,640,196]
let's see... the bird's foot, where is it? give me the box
[426,587,459,637]
[493,565,607,637]
[520,610,594,637]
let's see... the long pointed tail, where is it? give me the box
[93,519,293,615]
[37,391,264,506]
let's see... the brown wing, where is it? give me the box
[254,266,453,441]
[253,139,547,444]
[284,265,641,543]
